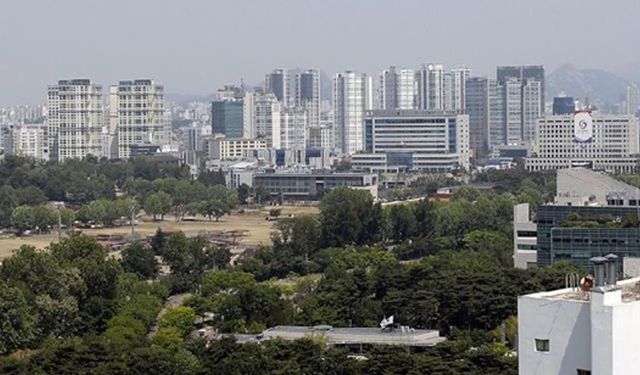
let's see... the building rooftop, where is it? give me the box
[525,276,640,303]
[229,325,445,347]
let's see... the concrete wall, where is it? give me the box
[513,203,537,269]
[518,294,591,375]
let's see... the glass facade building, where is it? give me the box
[211,100,244,138]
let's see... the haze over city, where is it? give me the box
[1,0,640,105]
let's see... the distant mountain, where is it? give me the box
[614,60,640,84]
[546,64,629,107]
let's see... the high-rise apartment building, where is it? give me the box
[243,91,281,147]
[488,79,505,148]
[522,78,543,142]
[625,82,639,115]
[47,79,103,161]
[113,79,168,159]
[6,123,48,160]
[334,71,369,154]
[497,65,545,113]
[379,67,398,110]
[378,66,417,110]
[450,65,470,111]
[417,63,445,110]
[280,108,307,161]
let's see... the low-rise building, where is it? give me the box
[208,138,267,160]
[253,172,378,201]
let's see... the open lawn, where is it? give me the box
[0,205,319,260]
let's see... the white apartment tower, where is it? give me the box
[450,65,471,111]
[243,91,281,148]
[47,79,103,161]
[112,80,167,159]
[504,77,523,144]
[280,108,307,155]
[8,123,48,160]
[522,78,543,142]
[379,67,416,110]
[334,71,369,154]
[417,63,445,110]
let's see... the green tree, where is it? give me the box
[159,306,196,337]
[319,188,382,247]
[254,185,271,205]
[237,183,250,205]
[0,282,37,354]
[121,243,158,279]
[32,205,56,233]
[144,191,173,221]
[10,205,35,234]
[386,204,417,242]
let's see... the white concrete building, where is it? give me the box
[522,79,543,142]
[513,203,538,269]
[47,79,103,161]
[7,122,48,160]
[243,91,281,148]
[519,256,640,375]
[397,68,416,110]
[351,110,470,172]
[112,80,168,159]
[450,65,470,111]
[526,113,639,173]
[295,69,320,128]
[280,108,307,158]
[334,71,369,154]
[417,63,445,110]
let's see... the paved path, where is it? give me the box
[147,292,192,338]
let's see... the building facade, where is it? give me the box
[211,99,244,138]
[525,113,639,173]
[113,79,167,159]
[208,138,267,160]
[243,91,281,147]
[465,77,489,156]
[334,71,369,154]
[6,123,48,160]
[47,79,103,161]
[253,172,378,201]
[353,110,469,172]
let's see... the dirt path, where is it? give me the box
[147,292,193,338]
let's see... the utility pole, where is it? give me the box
[129,199,136,240]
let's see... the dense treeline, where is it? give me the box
[0,164,569,373]
[0,156,236,230]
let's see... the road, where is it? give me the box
[147,292,192,338]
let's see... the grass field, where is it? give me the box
[0,205,318,260]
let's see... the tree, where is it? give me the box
[159,306,197,337]
[463,230,513,266]
[150,227,167,254]
[319,188,382,247]
[32,205,56,233]
[254,185,271,205]
[0,282,37,354]
[10,205,35,234]
[386,204,416,242]
[272,215,320,261]
[0,185,18,224]
[197,185,239,221]
[144,191,173,221]
[269,208,282,219]
[237,183,250,205]
[121,243,158,279]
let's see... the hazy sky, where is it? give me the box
[1,0,639,105]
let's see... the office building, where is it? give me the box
[488,79,505,148]
[553,96,575,115]
[352,110,469,172]
[522,78,543,142]
[334,71,369,154]
[519,257,639,375]
[503,77,524,144]
[243,91,281,147]
[295,69,320,128]
[47,79,103,161]
[465,77,489,155]
[208,138,267,160]
[379,67,398,110]
[513,168,640,269]
[253,172,378,201]
[265,69,293,107]
[525,112,639,173]
[113,79,168,159]
[211,99,244,138]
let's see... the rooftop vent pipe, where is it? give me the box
[605,253,619,286]
[591,256,608,287]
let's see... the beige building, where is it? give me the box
[208,138,267,160]
[112,80,168,159]
[47,79,103,160]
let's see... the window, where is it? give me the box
[577,370,591,375]
[535,339,550,352]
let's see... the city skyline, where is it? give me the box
[1,0,640,105]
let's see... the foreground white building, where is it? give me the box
[519,256,640,375]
